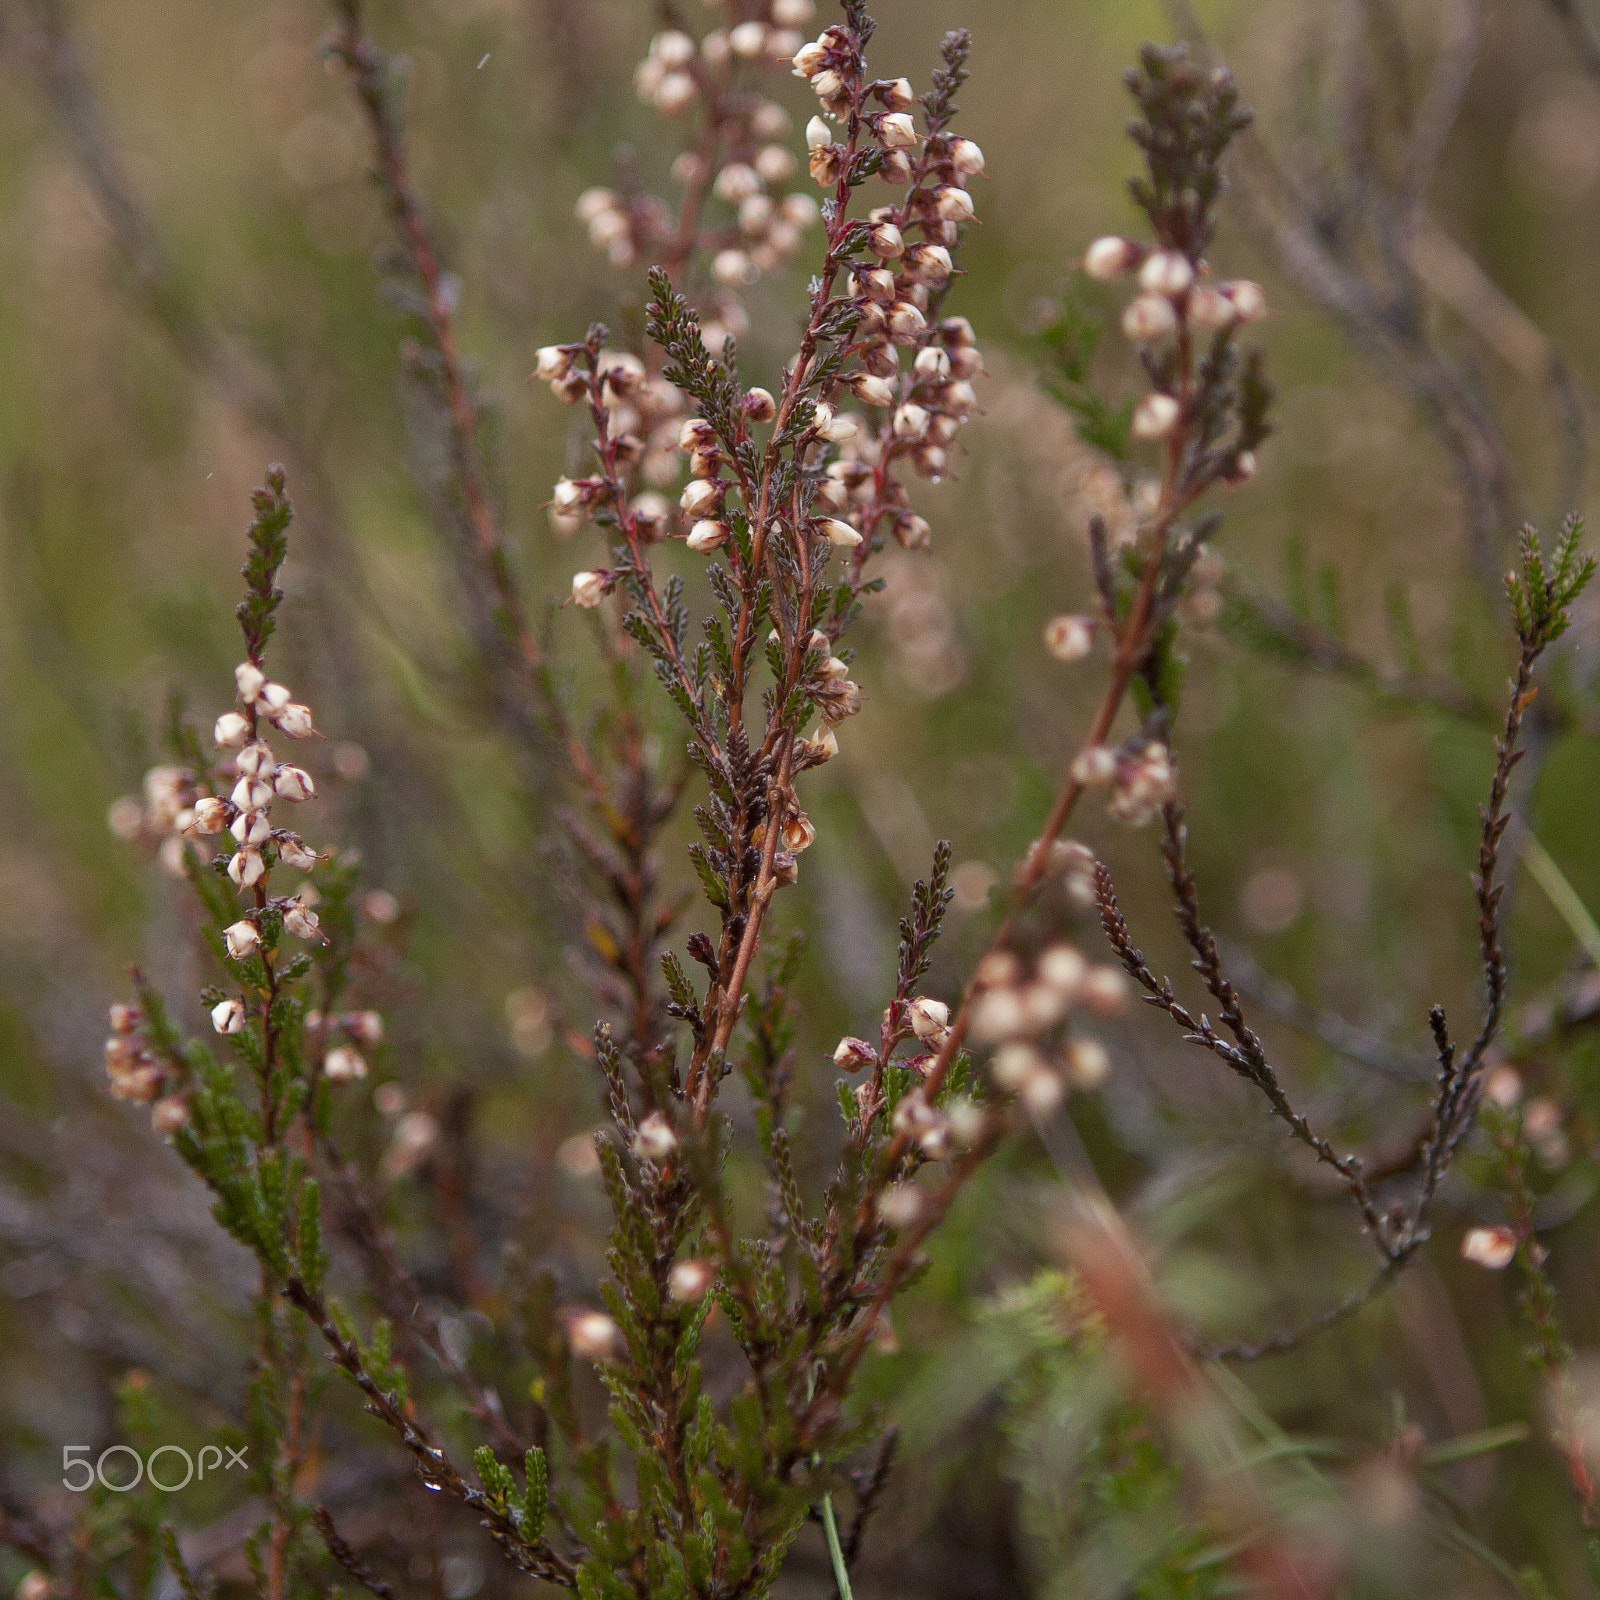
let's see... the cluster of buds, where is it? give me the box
[304,1008,384,1084]
[801,630,863,729]
[966,943,1125,1051]
[581,1,823,310]
[1042,837,1099,910]
[102,1004,186,1133]
[1084,234,1266,472]
[791,26,984,538]
[889,1084,985,1162]
[536,346,695,511]
[1071,738,1178,828]
[205,663,321,891]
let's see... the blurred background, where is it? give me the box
[4,0,1600,1594]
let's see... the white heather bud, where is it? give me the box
[817,408,859,443]
[212,998,246,1035]
[819,517,863,547]
[324,1045,367,1081]
[280,837,318,872]
[235,661,266,703]
[914,345,951,379]
[909,243,953,283]
[669,1259,714,1302]
[572,570,608,608]
[755,144,796,184]
[713,248,756,287]
[568,1310,622,1362]
[793,41,828,78]
[274,702,316,739]
[232,776,273,811]
[655,71,697,115]
[1133,393,1181,441]
[781,192,820,228]
[231,809,271,846]
[1072,746,1116,786]
[1483,1064,1523,1107]
[1222,280,1267,322]
[1081,966,1129,1013]
[819,654,850,679]
[833,1036,877,1072]
[729,20,766,56]
[1228,450,1258,484]
[259,682,292,713]
[859,266,897,301]
[1065,1038,1111,1089]
[224,919,261,960]
[346,1010,385,1046]
[1122,293,1177,342]
[892,403,929,441]
[850,372,896,406]
[713,162,762,203]
[1039,944,1087,998]
[214,712,250,748]
[634,1111,678,1160]
[274,766,314,801]
[801,727,840,763]
[552,477,586,510]
[877,1183,923,1228]
[989,1043,1044,1092]
[681,480,722,521]
[151,1095,189,1135]
[228,848,265,889]
[879,112,918,149]
[576,188,616,223]
[1138,249,1194,297]
[191,796,228,834]
[236,741,275,779]
[1186,285,1235,330]
[744,386,777,422]
[1044,615,1094,661]
[1084,235,1134,280]
[936,185,976,222]
[1461,1226,1518,1270]
[908,996,950,1042]
[887,301,926,341]
[812,68,846,103]
[284,902,322,941]
[687,520,730,554]
[880,76,916,110]
[650,29,695,66]
[868,221,904,258]
[895,512,931,549]
[805,114,833,150]
[534,345,571,382]
[950,137,984,174]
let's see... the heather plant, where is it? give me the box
[9,2,1600,1599]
